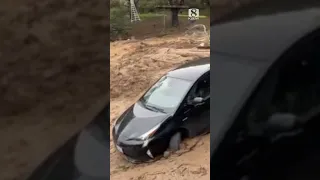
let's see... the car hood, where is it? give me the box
[114,102,171,142]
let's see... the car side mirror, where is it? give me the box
[191,97,203,104]
[265,113,297,132]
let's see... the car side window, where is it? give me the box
[185,72,210,103]
[246,42,320,135]
[275,54,320,115]
[194,73,210,99]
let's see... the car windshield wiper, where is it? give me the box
[146,104,165,113]
[143,104,157,112]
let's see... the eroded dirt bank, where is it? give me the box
[0,1,108,179]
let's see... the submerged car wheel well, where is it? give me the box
[177,128,189,139]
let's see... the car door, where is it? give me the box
[212,34,320,180]
[211,65,281,179]
[180,72,210,137]
[250,36,320,180]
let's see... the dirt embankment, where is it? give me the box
[110,34,210,180]
[0,0,108,117]
[0,1,108,180]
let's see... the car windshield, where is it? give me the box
[140,76,192,113]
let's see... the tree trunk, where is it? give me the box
[171,8,180,27]
[128,0,131,20]
[134,0,139,9]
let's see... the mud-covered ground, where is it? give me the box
[110,33,210,179]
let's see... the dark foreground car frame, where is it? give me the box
[211,1,320,180]
[26,102,110,180]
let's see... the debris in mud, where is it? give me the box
[190,167,207,176]
[163,150,171,158]
[118,165,131,171]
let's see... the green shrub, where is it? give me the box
[138,0,165,13]
[110,7,131,40]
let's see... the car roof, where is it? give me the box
[166,57,210,82]
[210,0,320,63]
[212,0,320,26]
